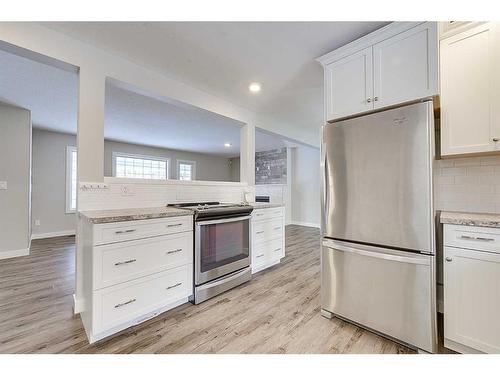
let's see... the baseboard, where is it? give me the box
[289,221,320,228]
[0,248,29,260]
[31,229,76,240]
[73,294,85,314]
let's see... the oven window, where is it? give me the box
[199,219,250,273]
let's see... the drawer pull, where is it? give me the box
[114,259,137,266]
[274,226,281,230]
[274,248,281,252]
[256,230,265,234]
[256,213,264,216]
[460,235,494,242]
[256,254,265,258]
[166,282,182,290]
[166,248,183,255]
[114,298,136,308]
[167,223,183,228]
[115,229,136,234]
[445,257,453,262]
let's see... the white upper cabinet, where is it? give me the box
[325,47,373,120]
[373,23,438,109]
[440,22,499,156]
[318,22,438,122]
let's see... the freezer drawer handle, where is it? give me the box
[114,259,137,266]
[115,229,136,234]
[322,239,430,265]
[166,282,182,290]
[460,235,494,242]
[166,248,183,255]
[114,298,136,308]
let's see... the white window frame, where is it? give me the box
[112,152,170,180]
[177,159,197,181]
[65,146,77,214]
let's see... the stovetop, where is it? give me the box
[167,202,253,219]
[168,201,249,211]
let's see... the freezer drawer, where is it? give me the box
[321,239,437,352]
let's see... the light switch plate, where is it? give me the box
[0,181,7,190]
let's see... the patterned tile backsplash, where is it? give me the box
[434,155,500,213]
[255,147,287,184]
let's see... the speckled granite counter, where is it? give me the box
[440,211,500,229]
[250,202,284,209]
[79,206,192,224]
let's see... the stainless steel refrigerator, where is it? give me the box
[320,100,437,353]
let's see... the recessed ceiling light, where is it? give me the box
[224,142,232,148]
[249,82,261,93]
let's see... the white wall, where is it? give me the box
[291,145,321,228]
[0,103,31,258]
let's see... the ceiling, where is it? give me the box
[0,48,299,156]
[41,22,388,138]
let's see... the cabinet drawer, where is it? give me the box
[252,207,283,222]
[93,216,192,245]
[93,232,193,289]
[444,225,500,254]
[253,237,284,264]
[93,265,192,333]
[252,218,283,244]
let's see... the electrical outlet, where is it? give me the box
[0,181,7,190]
[35,219,41,226]
[121,185,135,196]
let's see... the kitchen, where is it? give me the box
[0,7,499,372]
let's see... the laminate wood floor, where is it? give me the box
[0,225,445,354]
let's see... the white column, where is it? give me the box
[74,65,105,312]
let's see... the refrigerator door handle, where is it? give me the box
[322,239,430,266]
[321,140,329,233]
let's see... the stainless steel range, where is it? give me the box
[168,202,253,304]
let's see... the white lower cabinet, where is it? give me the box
[444,224,500,353]
[80,215,194,343]
[251,207,285,274]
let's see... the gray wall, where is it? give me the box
[291,145,320,226]
[0,103,31,255]
[104,140,236,182]
[31,129,238,236]
[32,129,76,236]
[255,147,287,184]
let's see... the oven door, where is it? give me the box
[195,215,251,285]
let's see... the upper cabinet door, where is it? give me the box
[325,47,373,121]
[373,22,438,109]
[440,23,496,156]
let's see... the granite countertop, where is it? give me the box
[249,202,284,209]
[440,211,500,229]
[79,206,192,224]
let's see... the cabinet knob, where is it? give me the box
[366,98,372,103]
[493,138,499,142]
[445,257,453,262]
[374,96,379,101]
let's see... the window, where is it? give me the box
[177,160,196,181]
[65,146,77,213]
[112,152,168,180]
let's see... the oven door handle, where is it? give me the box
[196,215,252,226]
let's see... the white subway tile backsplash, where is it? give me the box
[466,166,495,175]
[440,167,466,176]
[435,155,500,214]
